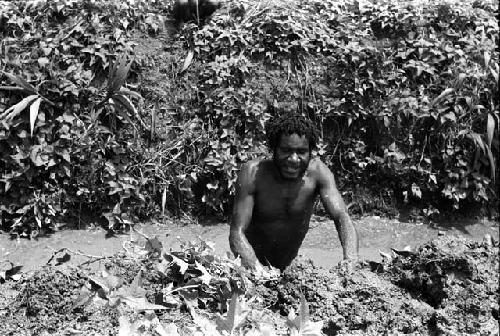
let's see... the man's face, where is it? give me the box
[273,133,311,180]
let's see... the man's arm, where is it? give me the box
[314,159,359,260]
[229,162,262,269]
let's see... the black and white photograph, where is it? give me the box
[0,0,498,335]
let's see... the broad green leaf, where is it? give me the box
[245,324,277,336]
[486,145,496,182]
[489,64,499,84]
[432,88,454,106]
[297,321,324,336]
[132,268,143,288]
[299,294,310,327]
[29,97,42,136]
[29,145,45,166]
[161,186,167,217]
[161,283,181,306]
[0,260,14,281]
[453,73,466,90]
[467,132,486,153]
[484,51,490,67]
[38,57,50,67]
[117,315,133,336]
[180,50,194,73]
[486,113,495,148]
[411,183,422,198]
[119,313,180,336]
[109,55,132,93]
[112,94,146,129]
[1,71,37,93]
[440,111,456,124]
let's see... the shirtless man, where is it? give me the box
[229,113,359,270]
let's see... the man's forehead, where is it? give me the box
[279,133,309,146]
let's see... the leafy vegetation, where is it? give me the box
[1,0,498,233]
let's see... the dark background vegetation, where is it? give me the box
[0,0,498,235]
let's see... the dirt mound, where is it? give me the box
[376,236,499,335]
[0,236,498,335]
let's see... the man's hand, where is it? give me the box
[338,258,358,275]
[254,262,280,281]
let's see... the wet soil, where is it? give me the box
[1,215,497,272]
[0,228,498,336]
[0,217,498,335]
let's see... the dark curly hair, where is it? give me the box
[265,113,320,151]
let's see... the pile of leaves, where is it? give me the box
[1,0,499,234]
[0,233,498,335]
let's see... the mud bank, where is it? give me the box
[0,235,498,336]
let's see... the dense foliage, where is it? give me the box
[0,0,498,233]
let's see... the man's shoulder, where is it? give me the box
[308,157,335,181]
[241,158,271,172]
[308,157,329,172]
[239,158,272,182]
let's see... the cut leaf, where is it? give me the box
[72,285,94,310]
[186,300,222,336]
[118,296,168,311]
[145,236,163,254]
[118,88,143,100]
[195,261,212,285]
[155,320,180,336]
[114,269,147,298]
[1,94,39,121]
[390,248,415,257]
[287,295,324,336]
[168,254,189,275]
[89,268,124,294]
[29,97,42,136]
[216,292,248,333]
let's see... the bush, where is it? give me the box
[1,0,498,234]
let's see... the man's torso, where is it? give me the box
[245,159,321,268]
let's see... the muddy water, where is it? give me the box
[0,215,498,272]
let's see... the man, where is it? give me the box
[229,113,359,270]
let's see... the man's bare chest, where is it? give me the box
[253,177,317,220]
